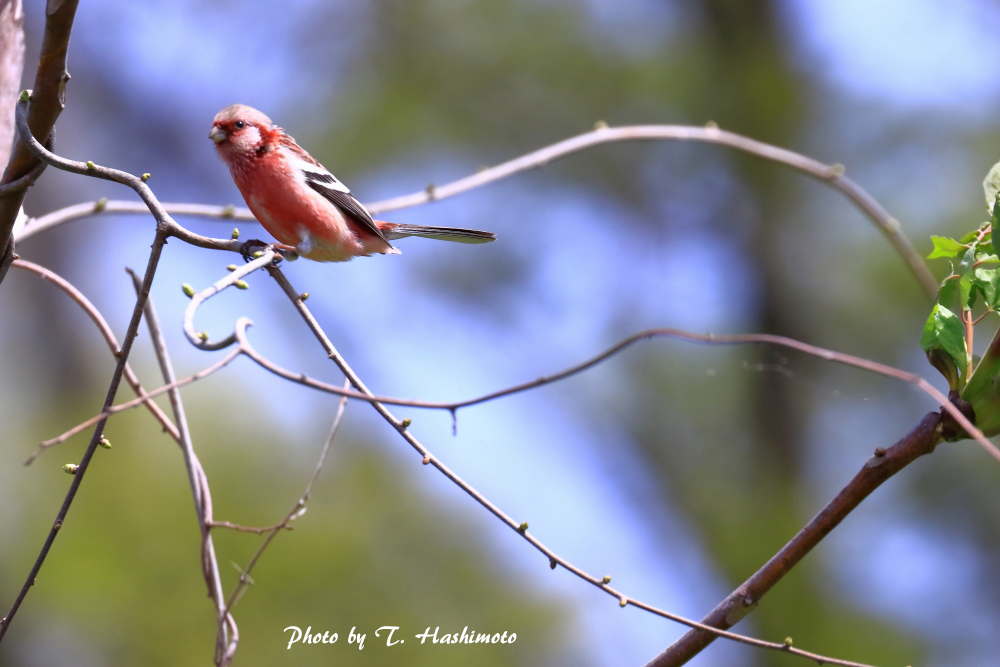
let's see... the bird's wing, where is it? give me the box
[279,140,390,244]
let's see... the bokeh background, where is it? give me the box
[2,0,1000,665]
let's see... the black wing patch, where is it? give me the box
[305,177,389,244]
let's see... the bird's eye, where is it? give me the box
[234,120,245,130]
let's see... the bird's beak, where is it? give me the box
[208,125,227,144]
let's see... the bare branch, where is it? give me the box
[645,411,943,666]
[129,270,237,666]
[217,379,351,652]
[0,228,168,642]
[12,124,934,296]
[15,200,254,243]
[12,97,242,255]
[182,250,275,350]
[11,259,179,445]
[0,0,80,285]
[206,520,294,535]
[264,265,875,667]
[27,348,239,462]
[237,317,1000,463]
[1,97,239,642]
[365,124,936,297]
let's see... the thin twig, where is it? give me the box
[0,228,167,642]
[217,379,351,644]
[15,200,254,242]
[182,250,275,350]
[363,124,936,297]
[11,258,179,445]
[1,93,235,643]
[206,520,295,534]
[129,269,237,666]
[27,349,239,461]
[264,265,875,667]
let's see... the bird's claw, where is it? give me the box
[238,239,284,266]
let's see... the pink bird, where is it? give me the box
[209,104,495,262]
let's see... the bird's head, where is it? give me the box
[209,104,275,158]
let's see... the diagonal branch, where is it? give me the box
[128,269,237,666]
[644,411,944,667]
[216,378,351,663]
[0,227,167,642]
[11,258,179,444]
[27,348,239,461]
[263,265,877,667]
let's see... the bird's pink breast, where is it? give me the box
[224,150,365,261]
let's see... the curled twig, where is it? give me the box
[183,250,275,350]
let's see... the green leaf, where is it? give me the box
[920,304,968,372]
[961,271,976,308]
[937,274,960,312]
[984,160,1000,210]
[958,242,979,273]
[927,236,967,259]
[975,267,1000,308]
[976,253,999,264]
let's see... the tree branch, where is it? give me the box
[0,0,80,285]
[644,411,944,666]
[128,269,237,666]
[364,124,936,297]
[0,227,167,642]
[216,378,350,664]
[262,265,876,667]
[11,258,179,445]
[12,124,935,297]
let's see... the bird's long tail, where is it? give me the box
[377,222,496,244]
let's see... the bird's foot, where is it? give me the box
[239,239,285,266]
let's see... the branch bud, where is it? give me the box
[197,331,209,342]
[619,597,627,608]
[141,173,151,182]
[401,418,411,429]
[85,161,95,170]
[182,283,195,298]
[18,89,30,102]
[235,280,249,290]
[594,120,608,130]
[63,463,78,474]
[783,637,793,648]
[518,522,528,533]
[602,575,611,584]
[299,292,309,301]
[94,197,108,212]
[98,436,112,449]
[231,228,240,240]
[227,264,237,272]
[222,205,235,218]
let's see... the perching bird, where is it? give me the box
[209,104,496,262]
